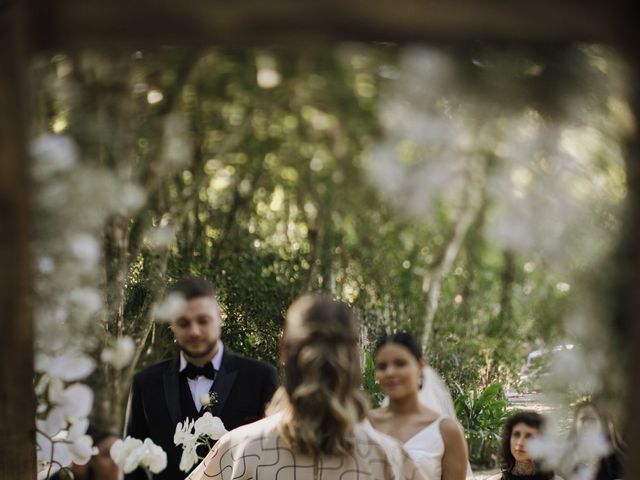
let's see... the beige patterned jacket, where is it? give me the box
[186,412,427,480]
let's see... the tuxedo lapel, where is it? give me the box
[210,349,237,418]
[162,356,182,426]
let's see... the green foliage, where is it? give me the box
[362,351,384,408]
[454,383,509,467]
[31,44,625,430]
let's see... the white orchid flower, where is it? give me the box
[527,430,566,470]
[70,233,101,267]
[101,336,136,369]
[173,418,196,447]
[30,134,78,179]
[162,113,193,168]
[35,416,96,477]
[147,226,176,248]
[58,384,94,422]
[41,407,67,437]
[37,255,55,274]
[68,287,103,315]
[111,436,143,463]
[174,414,227,472]
[34,374,50,396]
[68,418,89,440]
[117,183,146,215]
[111,436,144,473]
[37,351,96,382]
[575,424,611,464]
[37,465,61,480]
[194,412,227,440]
[36,428,72,475]
[46,377,65,404]
[123,446,147,474]
[111,436,167,475]
[69,434,96,465]
[153,293,187,323]
[142,438,168,474]
[179,444,199,473]
[109,438,125,463]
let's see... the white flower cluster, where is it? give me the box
[110,436,167,475]
[34,351,96,479]
[174,413,228,472]
[527,423,612,480]
[30,133,145,353]
[30,133,149,479]
[36,418,97,480]
[365,46,628,270]
[153,292,187,323]
[101,336,136,370]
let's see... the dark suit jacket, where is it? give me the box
[124,348,278,480]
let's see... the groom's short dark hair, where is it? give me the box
[168,276,216,300]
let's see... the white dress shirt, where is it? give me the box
[179,342,224,411]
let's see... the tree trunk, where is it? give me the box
[0,0,36,478]
[420,156,488,349]
[487,250,515,337]
[101,216,130,430]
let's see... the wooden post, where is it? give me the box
[620,55,640,480]
[0,0,35,478]
[622,133,640,476]
[34,0,620,48]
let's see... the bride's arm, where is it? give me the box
[440,418,469,480]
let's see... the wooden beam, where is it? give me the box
[34,0,622,49]
[618,8,640,471]
[0,0,35,478]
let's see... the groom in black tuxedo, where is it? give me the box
[124,277,278,480]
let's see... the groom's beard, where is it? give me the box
[180,340,218,359]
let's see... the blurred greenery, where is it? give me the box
[31,43,627,455]
[362,352,384,408]
[455,383,510,467]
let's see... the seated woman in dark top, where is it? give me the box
[487,411,563,480]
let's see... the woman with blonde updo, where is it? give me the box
[187,294,426,480]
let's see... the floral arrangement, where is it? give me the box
[110,437,167,479]
[174,412,228,472]
[31,133,143,479]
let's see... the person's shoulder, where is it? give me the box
[438,416,464,438]
[190,414,282,480]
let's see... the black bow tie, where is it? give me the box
[182,362,216,380]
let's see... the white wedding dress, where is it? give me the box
[381,366,473,479]
[402,415,447,480]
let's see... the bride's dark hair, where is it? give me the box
[374,331,423,361]
[279,294,368,457]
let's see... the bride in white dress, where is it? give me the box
[368,332,470,480]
